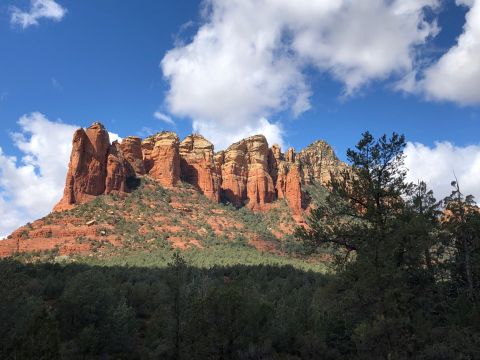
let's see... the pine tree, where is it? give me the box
[297,132,442,357]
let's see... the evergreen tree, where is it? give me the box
[297,132,443,358]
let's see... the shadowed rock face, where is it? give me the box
[218,135,276,210]
[105,143,131,195]
[54,122,347,218]
[179,134,220,202]
[119,136,145,175]
[218,140,248,207]
[267,144,303,216]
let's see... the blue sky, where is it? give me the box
[1,0,480,237]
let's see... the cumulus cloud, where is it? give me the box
[154,111,175,126]
[411,0,480,105]
[162,0,439,149]
[0,113,76,238]
[0,113,120,239]
[405,141,480,201]
[10,0,67,29]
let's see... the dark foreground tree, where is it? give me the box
[297,132,480,358]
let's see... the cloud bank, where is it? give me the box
[161,0,439,149]
[10,0,67,29]
[405,141,480,201]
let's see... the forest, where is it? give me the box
[1,132,479,359]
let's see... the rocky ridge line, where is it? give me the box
[54,122,346,217]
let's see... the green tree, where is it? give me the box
[442,181,480,307]
[297,132,442,358]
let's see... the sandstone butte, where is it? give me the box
[54,122,346,215]
[0,122,348,257]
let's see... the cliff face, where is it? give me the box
[54,122,347,216]
[0,122,350,258]
[54,123,111,211]
[217,135,276,211]
[297,140,347,186]
[179,134,220,202]
[143,132,180,188]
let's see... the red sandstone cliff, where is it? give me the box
[0,121,351,258]
[54,122,111,211]
[179,134,220,202]
[53,122,347,217]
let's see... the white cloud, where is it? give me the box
[194,116,285,150]
[108,131,122,143]
[161,0,439,149]
[405,141,480,201]
[0,113,76,238]
[154,111,175,125]
[0,113,121,239]
[10,0,67,29]
[412,0,480,105]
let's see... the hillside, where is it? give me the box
[0,122,344,268]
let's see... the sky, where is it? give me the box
[1,0,480,237]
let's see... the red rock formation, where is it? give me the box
[145,132,180,188]
[275,162,288,199]
[119,136,145,175]
[266,144,303,216]
[179,135,220,202]
[268,144,282,182]
[54,122,111,211]
[244,135,275,210]
[51,123,349,222]
[105,145,127,194]
[297,140,347,186]
[271,144,282,160]
[220,141,248,206]
[220,135,275,210]
[286,147,296,163]
[141,137,155,174]
[214,151,224,178]
[285,164,302,217]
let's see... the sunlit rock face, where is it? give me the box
[53,122,348,218]
[54,122,111,211]
[297,140,347,186]
[143,132,180,188]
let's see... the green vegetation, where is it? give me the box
[0,258,329,359]
[75,245,327,272]
[297,132,480,358]
[1,132,479,358]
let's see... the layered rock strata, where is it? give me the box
[54,122,347,216]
